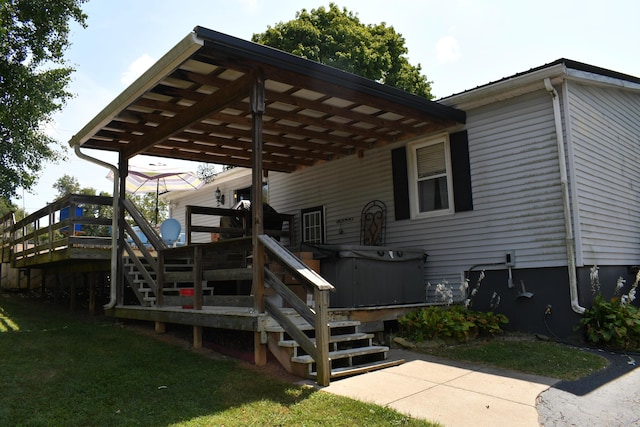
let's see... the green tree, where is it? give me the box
[52,175,112,236]
[0,0,88,200]
[0,197,27,221]
[252,3,433,98]
[53,174,81,197]
[128,193,168,226]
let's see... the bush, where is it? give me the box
[576,266,640,351]
[398,305,508,343]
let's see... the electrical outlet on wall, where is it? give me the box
[505,250,516,267]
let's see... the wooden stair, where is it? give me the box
[123,256,157,306]
[266,313,404,380]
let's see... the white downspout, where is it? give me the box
[544,78,585,314]
[73,146,119,309]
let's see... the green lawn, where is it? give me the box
[415,336,607,381]
[0,293,436,426]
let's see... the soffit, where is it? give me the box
[74,27,465,173]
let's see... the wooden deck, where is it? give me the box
[2,194,113,270]
[107,304,261,331]
[0,194,429,385]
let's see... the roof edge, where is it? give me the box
[440,58,640,110]
[194,26,466,124]
[70,33,204,147]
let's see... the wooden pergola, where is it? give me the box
[69,26,465,382]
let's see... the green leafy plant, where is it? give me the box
[400,271,508,343]
[577,266,640,351]
[398,305,508,343]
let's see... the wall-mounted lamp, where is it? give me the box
[215,187,225,206]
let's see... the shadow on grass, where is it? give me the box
[0,292,434,426]
[0,293,310,425]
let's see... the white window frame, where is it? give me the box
[301,205,325,244]
[407,135,454,219]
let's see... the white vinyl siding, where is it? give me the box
[566,81,640,265]
[269,90,567,288]
[168,169,252,243]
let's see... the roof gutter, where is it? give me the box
[73,146,120,310]
[194,26,466,124]
[69,32,204,148]
[441,64,567,110]
[544,78,585,314]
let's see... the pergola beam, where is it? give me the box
[122,72,254,159]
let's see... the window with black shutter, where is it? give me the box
[392,130,472,220]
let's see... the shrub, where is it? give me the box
[398,305,509,343]
[577,266,640,351]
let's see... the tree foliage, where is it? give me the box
[252,3,433,98]
[128,193,168,226]
[0,0,88,200]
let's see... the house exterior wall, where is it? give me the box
[565,80,640,266]
[268,89,568,298]
[168,169,252,243]
[163,66,640,337]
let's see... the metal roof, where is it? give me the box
[70,26,465,173]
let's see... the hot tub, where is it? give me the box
[305,244,427,308]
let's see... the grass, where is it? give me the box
[1,293,610,426]
[408,336,608,381]
[0,293,436,427]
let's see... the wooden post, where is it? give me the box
[156,250,164,307]
[155,321,166,334]
[250,69,267,366]
[40,269,46,300]
[89,271,96,315]
[116,155,129,306]
[193,326,203,349]
[194,246,203,310]
[193,242,204,349]
[315,289,331,386]
[70,274,77,312]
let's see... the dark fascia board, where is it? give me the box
[194,26,466,124]
[556,58,640,85]
[440,58,640,101]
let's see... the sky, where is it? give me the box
[16,0,640,212]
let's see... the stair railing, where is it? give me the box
[120,199,167,304]
[258,234,335,386]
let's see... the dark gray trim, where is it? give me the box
[450,130,473,212]
[193,26,466,124]
[391,147,410,221]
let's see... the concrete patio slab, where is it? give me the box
[318,349,558,426]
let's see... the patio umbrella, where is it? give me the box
[107,163,204,224]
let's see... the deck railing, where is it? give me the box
[185,205,294,245]
[0,194,113,267]
[258,234,335,386]
[0,211,15,264]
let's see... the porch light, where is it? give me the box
[215,187,225,206]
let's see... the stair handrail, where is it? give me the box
[122,199,166,251]
[120,199,167,305]
[258,234,334,386]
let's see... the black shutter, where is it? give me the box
[391,147,410,220]
[450,130,473,212]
